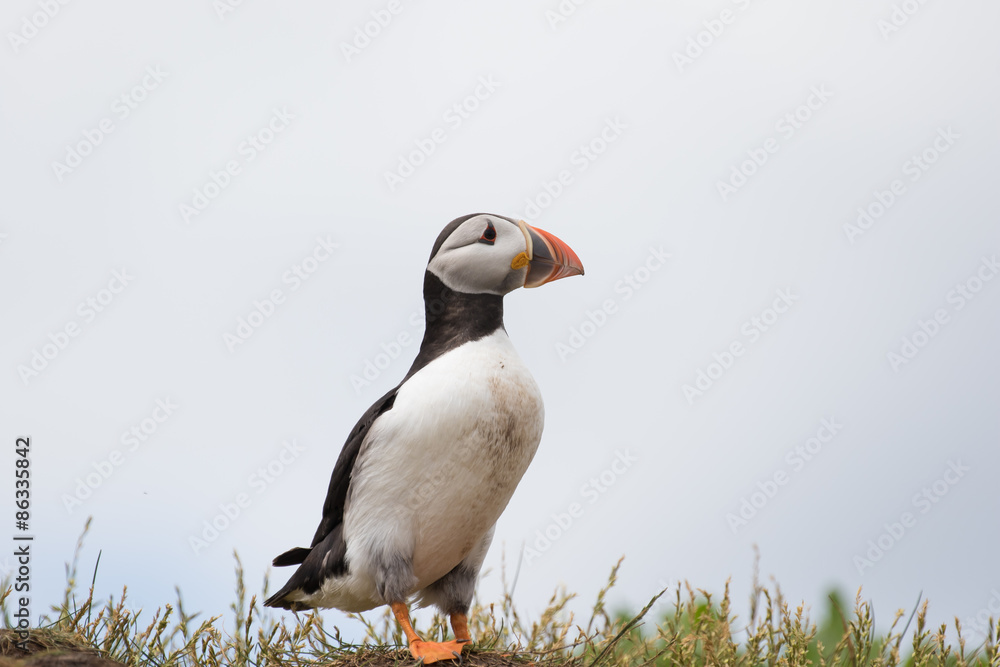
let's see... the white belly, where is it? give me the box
[337,329,544,607]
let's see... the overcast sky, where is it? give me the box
[2,0,998,645]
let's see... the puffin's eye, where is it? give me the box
[478,221,497,245]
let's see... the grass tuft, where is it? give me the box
[2,523,997,667]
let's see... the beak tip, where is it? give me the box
[521,222,584,287]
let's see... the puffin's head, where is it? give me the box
[427,213,584,296]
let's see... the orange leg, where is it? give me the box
[390,601,468,664]
[450,612,471,643]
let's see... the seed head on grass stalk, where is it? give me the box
[6,521,1000,667]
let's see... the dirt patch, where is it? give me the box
[323,646,541,667]
[0,631,550,667]
[0,630,126,667]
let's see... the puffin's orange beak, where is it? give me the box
[515,220,585,288]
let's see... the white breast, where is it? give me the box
[341,329,544,603]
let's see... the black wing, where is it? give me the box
[263,385,398,608]
[309,385,398,549]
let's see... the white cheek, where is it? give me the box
[428,238,524,295]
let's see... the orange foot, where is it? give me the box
[408,638,469,664]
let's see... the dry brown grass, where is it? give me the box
[2,522,997,667]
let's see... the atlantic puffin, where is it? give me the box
[264,213,584,663]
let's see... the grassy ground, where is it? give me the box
[2,525,997,667]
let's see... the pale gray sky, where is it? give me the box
[2,0,998,643]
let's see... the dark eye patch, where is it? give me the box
[478,220,497,245]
